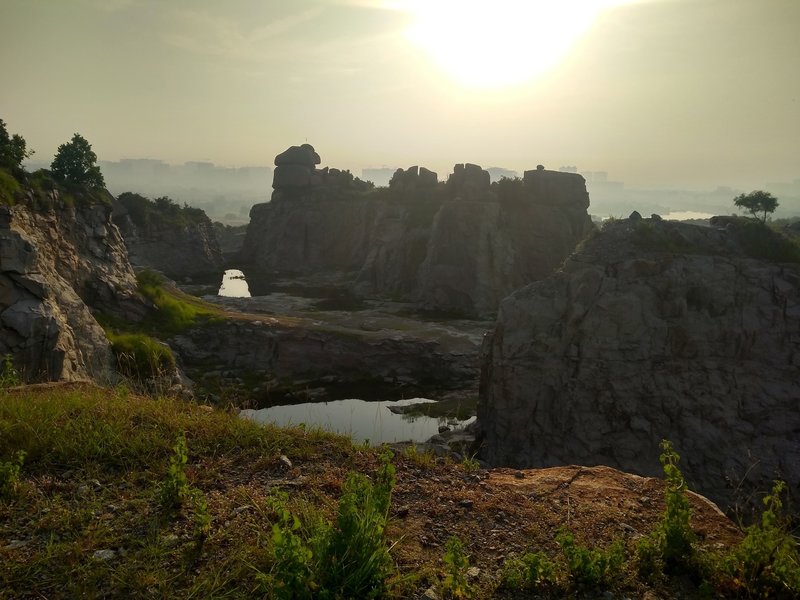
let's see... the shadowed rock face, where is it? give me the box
[1,194,146,382]
[242,147,594,317]
[113,208,223,281]
[478,216,800,510]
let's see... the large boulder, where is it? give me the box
[478,216,800,510]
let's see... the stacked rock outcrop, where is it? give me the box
[272,144,322,193]
[242,147,594,316]
[478,215,800,509]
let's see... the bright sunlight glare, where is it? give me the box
[395,0,635,89]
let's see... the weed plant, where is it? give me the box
[0,450,26,500]
[440,536,474,599]
[557,529,625,590]
[499,550,558,593]
[715,481,800,598]
[637,440,696,578]
[160,432,190,511]
[260,451,396,599]
[0,354,20,387]
[403,443,436,468]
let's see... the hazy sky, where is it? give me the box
[1,0,798,189]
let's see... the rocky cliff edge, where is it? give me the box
[1,174,147,382]
[478,214,800,510]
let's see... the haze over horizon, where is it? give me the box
[2,0,799,193]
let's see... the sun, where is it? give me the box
[395,0,633,90]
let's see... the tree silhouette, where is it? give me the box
[51,133,105,187]
[0,119,33,170]
[733,190,779,223]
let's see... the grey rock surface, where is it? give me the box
[478,217,800,509]
[1,197,144,382]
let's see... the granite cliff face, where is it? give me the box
[242,148,593,316]
[478,215,800,509]
[113,193,223,280]
[1,183,145,382]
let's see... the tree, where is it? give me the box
[0,119,33,170]
[733,190,779,223]
[50,133,105,187]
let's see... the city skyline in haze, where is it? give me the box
[2,0,799,193]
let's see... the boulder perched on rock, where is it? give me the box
[272,144,322,192]
[478,216,800,510]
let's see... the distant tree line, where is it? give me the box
[118,192,211,228]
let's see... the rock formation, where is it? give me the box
[242,147,594,316]
[478,215,800,509]
[1,183,145,382]
[112,193,223,281]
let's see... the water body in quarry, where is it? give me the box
[217,269,472,444]
[240,398,475,445]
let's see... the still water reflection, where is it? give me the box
[240,398,474,445]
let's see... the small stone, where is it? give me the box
[437,425,450,433]
[92,549,117,561]
[161,534,179,547]
[4,539,30,550]
[279,455,292,469]
[395,505,410,518]
[421,586,439,600]
[602,592,615,600]
[232,505,254,515]
[459,499,474,510]
[514,471,525,479]
[466,566,480,580]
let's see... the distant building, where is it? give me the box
[559,166,578,173]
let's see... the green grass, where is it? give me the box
[106,331,176,379]
[136,270,223,335]
[0,167,20,205]
[0,384,358,596]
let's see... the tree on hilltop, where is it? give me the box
[0,119,33,170]
[51,133,105,188]
[734,190,779,223]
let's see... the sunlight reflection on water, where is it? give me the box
[218,269,251,297]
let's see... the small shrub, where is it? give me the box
[0,353,21,388]
[403,443,435,468]
[440,536,474,599]
[718,481,800,598]
[0,450,26,500]
[161,432,190,511]
[557,529,624,589]
[191,488,211,542]
[0,168,21,205]
[461,455,481,474]
[260,451,396,599]
[500,550,559,592]
[637,440,697,578]
[321,450,396,598]
[107,331,175,379]
[259,490,319,600]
